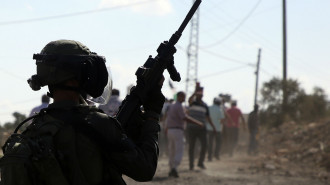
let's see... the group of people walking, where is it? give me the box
[161,85,259,178]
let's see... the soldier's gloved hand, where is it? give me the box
[143,76,165,118]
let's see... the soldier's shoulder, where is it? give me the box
[85,106,116,121]
[80,106,123,134]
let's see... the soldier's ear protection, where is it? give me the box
[28,54,108,98]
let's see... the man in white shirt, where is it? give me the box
[29,94,50,116]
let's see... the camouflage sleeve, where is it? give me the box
[110,114,160,182]
[89,111,160,182]
[117,120,159,181]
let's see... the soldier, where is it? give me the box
[23,39,164,185]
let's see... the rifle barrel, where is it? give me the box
[177,0,202,34]
[169,0,201,45]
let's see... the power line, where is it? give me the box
[179,45,256,69]
[0,0,155,26]
[199,65,249,79]
[201,0,263,48]
[200,48,254,66]
[202,21,283,72]
[198,1,282,71]
[0,68,26,81]
[201,1,281,35]
[259,67,275,77]
[202,0,229,13]
[200,0,330,81]
[194,0,283,73]
[142,2,330,87]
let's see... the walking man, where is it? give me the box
[29,94,50,116]
[98,88,121,116]
[226,100,246,156]
[187,87,216,170]
[166,91,203,177]
[248,104,259,155]
[207,97,225,161]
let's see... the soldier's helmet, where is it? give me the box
[28,39,112,104]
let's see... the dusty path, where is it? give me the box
[124,154,329,185]
[124,127,329,185]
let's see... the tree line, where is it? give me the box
[260,77,329,127]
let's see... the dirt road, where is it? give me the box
[123,125,329,185]
[124,154,329,185]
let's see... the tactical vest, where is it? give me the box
[0,106,125,185]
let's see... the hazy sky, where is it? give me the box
[1,0,329,124]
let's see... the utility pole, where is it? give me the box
[282,0,288,119]
[185,0,200,98]
[254,48,261,106]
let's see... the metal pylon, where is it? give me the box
[185,1,200,98]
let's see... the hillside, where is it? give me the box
[257,120,330,180]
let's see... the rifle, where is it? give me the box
[117,0,202,129]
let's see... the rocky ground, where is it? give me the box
[124,154,328,185]
[124,120,330,185]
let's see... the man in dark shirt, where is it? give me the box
[248,104,259,155]
[187,87,216,170]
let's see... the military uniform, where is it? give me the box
[24,100,159,185]
[9,39,164,185]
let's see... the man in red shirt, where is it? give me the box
[226,101,246,156]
